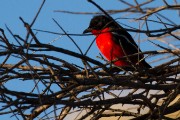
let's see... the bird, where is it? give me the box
[83,15,151,69]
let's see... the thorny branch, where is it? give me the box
[0,0,180,120]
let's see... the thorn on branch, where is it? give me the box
[19,17,41,45]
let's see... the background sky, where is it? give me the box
[0,0,179,119]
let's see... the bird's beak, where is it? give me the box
[83,27,92,34]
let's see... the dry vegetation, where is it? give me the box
[0,0,180,120]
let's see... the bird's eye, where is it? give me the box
[97,22,102,26]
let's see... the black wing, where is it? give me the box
[111,29,151,68]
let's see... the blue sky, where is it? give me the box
[0,0,179,65]
[0,0,179,119]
